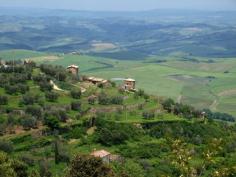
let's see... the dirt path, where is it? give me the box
[209,99,219,111]
[50,80,63,91]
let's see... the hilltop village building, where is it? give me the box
[66,64,135,90]
[23,59,36,67]
[24,59,32,65]
[86,76,108,85]
[67,64,79,75]
[123,78,136,91]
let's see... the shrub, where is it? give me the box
[111,81,116,87]
[4,85,18,95]
[25,105,42,119]
[76,113,82,120]
[133,89,146,99]
[39,160,52,177]
[113,159,145,177]
[137,89,145,97]
[0,151,29,177]
[0,123,6,135]
[67,155,115,177]
[148,121,227,145]
[143,94,150,101]
[44,116,60,131]
[39,81,53,92]
[44,108,68,123]
[0,140,14,153]
[21,93,39,105]
[58,110,68,122]
[0,95,8,105]
[161,98,175,113]
[118,87,125,94]
[21,115,37,130]
[71,101,81,111]
[9,74,28,84]
[203,109,235,122]
[0,74,8,87]
[111,96,123,105]
[138,104,144,110]
[142,111,155,119]
[58,152,70,164]
[57,72,67,81]
[88,96,96,105]
[45,92,59,102]
[33,75,49,83]
[40,64,67,82]
[98,92,110,105]
[97,83,104,88]
[17,84,29,94]
[95,120,140,146]
[70,89,82,99]
[20,155,35,166]
[66,127,86,139]
[7,114,17,126]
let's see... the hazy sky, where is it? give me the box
[0,0,236,11]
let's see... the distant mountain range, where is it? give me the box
[0,7,236,59]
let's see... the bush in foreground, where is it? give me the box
[0,151,28,177]
[0,140,13,153]
[66,155,115,177]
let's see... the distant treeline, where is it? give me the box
[161,98,235,122]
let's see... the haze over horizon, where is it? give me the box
[0,0,236,11]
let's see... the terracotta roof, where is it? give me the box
[67,65,79,69]
[90,150,111,158]
[124,78,135,82]
[88,77,107,82]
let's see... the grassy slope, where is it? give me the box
[0,60,235,176]
[1,50,236,116]
[0,67,182,176]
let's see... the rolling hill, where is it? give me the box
[0,60,236,176]
[0,8,236,59]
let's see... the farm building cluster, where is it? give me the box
[0,60,136,91]
[67,64,136,91]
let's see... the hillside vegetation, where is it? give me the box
[0,60,236,177]
[1,50,236,116]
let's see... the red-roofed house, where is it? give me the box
[123,78,136,91]
[67,64,79,75]
[90,150,111,163]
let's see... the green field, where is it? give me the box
[1,49,236,116]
